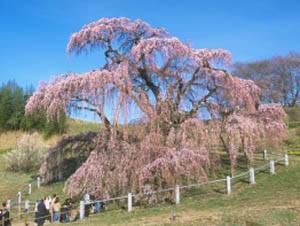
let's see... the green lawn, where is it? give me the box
[0,152,68,222]
[1,142,299,225]
[66,118,101,135]
[64,155,300,226]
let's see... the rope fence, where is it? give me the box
[2,151,291,225]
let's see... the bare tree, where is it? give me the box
[234,52,300,107]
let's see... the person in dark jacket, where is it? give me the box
[0,209,3,226]
[0,202,11,226]
[36,199,48,226]
[34,200,40,225]
[60,199,72,223]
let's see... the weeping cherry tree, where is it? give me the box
[26,17,286,201]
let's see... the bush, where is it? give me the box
[5,134,49,172]
[0,148,11,155]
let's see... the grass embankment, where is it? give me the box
[0,117,100,219]
[65,118,101,136]
[67,155,300,226]
[1,150,299,225]
[0,152,67,206]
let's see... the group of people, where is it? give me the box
[34,194,74,226]
[0,202,11,226]
[0,193,107,226]
[83,193,108,218]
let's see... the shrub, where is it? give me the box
[0,148,12,155]
[5,134,49,172]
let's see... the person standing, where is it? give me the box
[1,202,11,226]
[52,197,61,223]
[60,199,71,223]
[0,202,11,226]
[36,199,48,226]
[34,200,40,225]
[44,196,51,222]
[84,193,90,203]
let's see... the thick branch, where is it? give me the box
[104,41,127,64]
[139,54,160,101]
[188,87,217,117]
[219,133,229,154]
[69,103,111,127]
[72,97,99,108]
[175,67,201,107]
[69,102,100,115]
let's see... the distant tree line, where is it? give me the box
[233,51,300,107]
[0,80,66,137]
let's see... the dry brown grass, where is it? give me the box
[0,131,61,149]
[0,118,101,150]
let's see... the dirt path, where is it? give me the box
[11,220,52,226]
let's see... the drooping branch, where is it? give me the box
[113,94,124,126]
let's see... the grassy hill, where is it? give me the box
[0,118,101,150]
[1,152,299,225]
[70,155,300,226]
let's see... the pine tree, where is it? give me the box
[0,83,13,131]
[8,86,24,130]
[0,80,67,136]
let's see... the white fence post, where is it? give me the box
[18,191,22,218]
[285,154,289,166]
[264,150,268,161]
[249,168,255,184]
[18,191,22,204]
[28,184,32,195]
[37,177,40,188]
[7,200,11,210]
[270,160,275,175]
[79,201,84,220]
[128,193,132,212]
[175,185,180,204]
[226,176,231,195]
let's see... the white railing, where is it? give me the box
[5,152,290,224]
[79,153,289,220]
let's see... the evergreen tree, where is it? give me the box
[8,86,24,130]
[0,83,13,131]
[0,80,67,136]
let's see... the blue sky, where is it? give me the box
[1,0,300,89]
